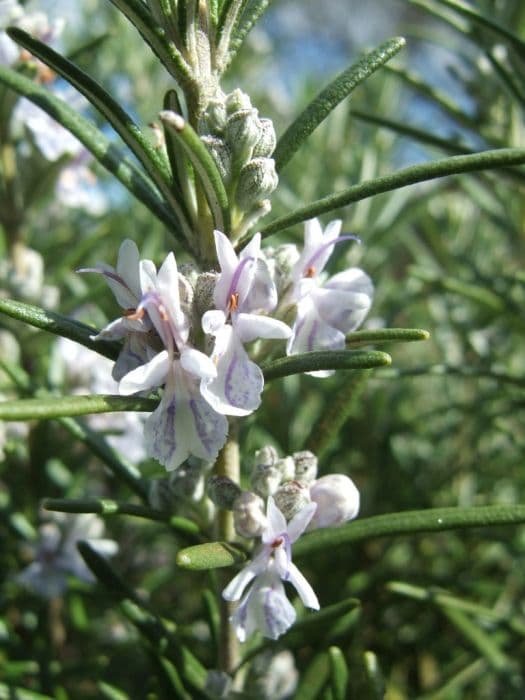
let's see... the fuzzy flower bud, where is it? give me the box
[308,474,360,530]
[233,491,267,538]
[252,118,277,158]
[251,445,282,498]
[194,271,219,317]
[207,475,242,510]
[273,480,311,521]
[235,157,278,211]
[224,109,261,162]
[276,455,296,482]
[201,135,231,182]
[225,88,253,114]
[292,450,318,485]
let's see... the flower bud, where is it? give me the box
[194,271,219,317]
[201,135,231,183]
[292,450,318,485]
[273,481,311,521]
[200,93,227,135]
[252,118,276,157]
[276,456,296,482]
[308,474,360,530]
[224,109,261,161]
[235,157,278,211]
[225,88,252,114]
[251,445,282,498]
[207,475,242,510]
[233,491,267,538]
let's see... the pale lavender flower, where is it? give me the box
[223,497,319,641]
[201,231,291,415]
[286,218,374,376]
[118,251,228,470]
[79,239,153,380]
[17,513,117,599]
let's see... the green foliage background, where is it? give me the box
[1,0,525,698]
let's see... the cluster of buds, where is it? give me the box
[200,89,278,229]
[211,447,360,641]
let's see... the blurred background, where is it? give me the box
[1,1,525,698]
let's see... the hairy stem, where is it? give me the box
[215,421,241,674]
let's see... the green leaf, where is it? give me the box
[176,541,247,570]
[0,297,121,361]
[329,647,349,700]
[431,0,525,58]
[346,327,430,346]
[58,417,149,501]
[260,148,525,238]
[262,350,392,381]
[98,681,131,700]
[226,0,275,66]
[0,394,157,421]
[292,652,330,700]
[160,110,230,232]
[273,37,406,172]
[0,64,176,227]
[106,0,194,87]
[443,607,516,674]
[7,28,194,243]
[43,497,171,522]
[293,505,525,558]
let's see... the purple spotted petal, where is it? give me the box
[145,365,227,470]
[201,325,263,416]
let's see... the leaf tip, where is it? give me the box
[159,110,185,131]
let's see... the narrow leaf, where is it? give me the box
[294,505,525,558]
[106,0,194,86]
[0,64,176,227]
[226,0,274,66]
[160,110,230,232]
[58,417,148,501]
[274,37,406,172]
[261,148,525,237]
[43,497,171,522]
[346,327,430,346]
[329,647,349,700]
[292,652,330,700]
[0,394,156,420]
[0,297,121,361]
[262,350,392,381]
[433,0,525,58]
[8,28,193,242]
[443,607,516,674]
[176,541,247,570]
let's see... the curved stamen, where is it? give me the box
[303,234,361,278]
[224,255,255,311]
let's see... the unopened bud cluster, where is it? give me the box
[199,89,278,215]
[215,446,360,539]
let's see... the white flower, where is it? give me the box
[286,218,374,377]
[308,473,360,530]
[201,231,291,416]
[223,497,319,641]
[118,251,227,470]
[17,513,118,598]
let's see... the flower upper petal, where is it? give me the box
[264,496,287,542]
